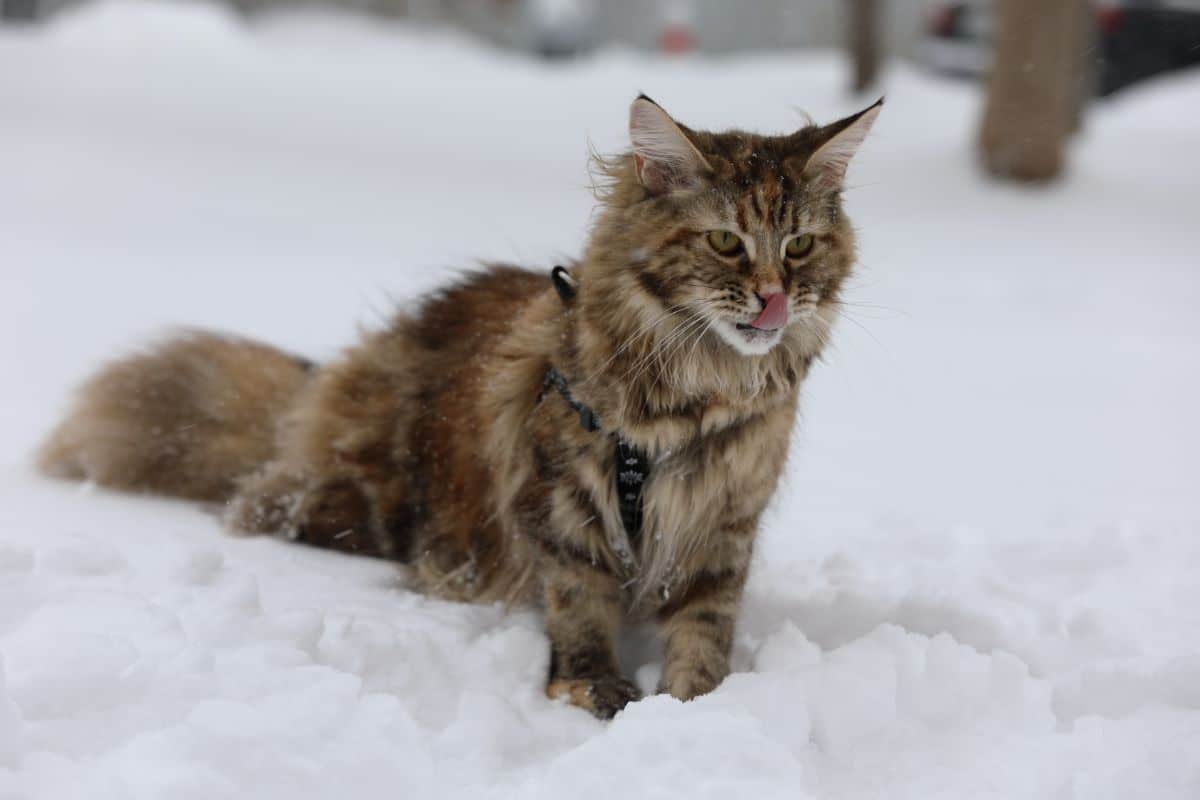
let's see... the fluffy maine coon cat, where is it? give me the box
[41,96,881,718]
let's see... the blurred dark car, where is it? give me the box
[921,0,1200,96]
[1,0,43,21]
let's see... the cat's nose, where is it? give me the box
[749,291,789,331]
[748,280,787,309]
[754,285,785,309]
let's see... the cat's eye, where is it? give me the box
[785,234,815,260]
[707,230,744,256]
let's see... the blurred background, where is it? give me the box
[6,0,1200,96]
[5,0,1200,185]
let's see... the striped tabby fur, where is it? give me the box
[40,96,881,718]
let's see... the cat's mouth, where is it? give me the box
[701,293,793,357]
[732,323,782,340]
[715,318,784,356]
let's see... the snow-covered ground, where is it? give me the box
[2,2,1199,797]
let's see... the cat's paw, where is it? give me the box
[224,491,288,536]
[547,676,642,720]
[290,478,381,556]
[658,663,728,702]
[294,478,365,535]
[224,467,302,535]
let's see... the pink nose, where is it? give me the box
[749,292,788,331]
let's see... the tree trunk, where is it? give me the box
[1064,0,1096,134]
[848,0,880,94]
[980,0,1090,182]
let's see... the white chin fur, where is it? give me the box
[713,319,783,356]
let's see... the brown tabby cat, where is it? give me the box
[40,96,881,718]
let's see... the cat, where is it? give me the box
[39,95,881,718]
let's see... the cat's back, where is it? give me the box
[408,265,548,364]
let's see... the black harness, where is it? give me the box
[543,267,652,542]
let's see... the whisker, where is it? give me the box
[624,310,714,388]
[831,308,891,356]
[825,298,909,320]
[624,312,708,386]
[583,303,692,384]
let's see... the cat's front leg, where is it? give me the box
[539,544,640,719]
[656,560,750,702]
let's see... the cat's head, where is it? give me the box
[586,96,880,358]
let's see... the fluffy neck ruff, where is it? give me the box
[559,260,830,458]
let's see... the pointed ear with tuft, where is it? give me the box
[629,95,713,195]
[802,98,883,192]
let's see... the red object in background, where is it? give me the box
[658,24,695,54]
[928,4,957,37]
[1097,4,1125,35]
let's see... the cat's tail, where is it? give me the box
[38,331,314,502]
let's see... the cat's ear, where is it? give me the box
[801,98,883,192]
[629,95,712,195]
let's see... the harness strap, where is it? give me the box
[543,266,651,549]
[541,366,600,433]
[615,437,650,539]
[550,265,577,303]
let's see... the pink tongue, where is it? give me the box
[750,293,788,331]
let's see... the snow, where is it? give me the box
[2,1,1199,797]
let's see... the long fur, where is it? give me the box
[40,99,879,718]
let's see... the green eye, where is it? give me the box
[707,230,743,256]
[785,233,815,259]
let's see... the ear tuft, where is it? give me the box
[629,96,711,195]
[803,98,883,191]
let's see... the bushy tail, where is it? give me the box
[39,331,313,502]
